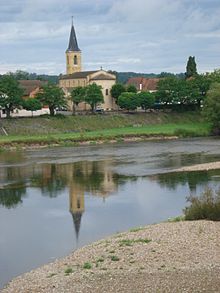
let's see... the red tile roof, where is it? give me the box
[19,80,47,96]
[127,77,160,91]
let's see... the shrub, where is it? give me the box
[183,187,220,221]
[83,262,92,269]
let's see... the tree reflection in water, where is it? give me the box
[150,169,220,193]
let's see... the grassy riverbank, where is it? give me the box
[0,112,211,147]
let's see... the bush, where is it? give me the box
[184,187,220,221]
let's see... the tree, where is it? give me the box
[185,56,197,79]
[70,86,86,113]
[156,77,177,105]
[0,75,24,118]
[137,91,155,112]
[36,83,66,116]
[84,83,104,112]
[8,70,30,80]
[23,98,42,117]
[110,83,126,104]
[127,84,137,93]
[203,82,220,134]
[188,75,211,107]
[118,92,138,112]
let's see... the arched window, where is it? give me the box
[74,55,77,65]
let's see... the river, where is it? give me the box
[1,137,220,288]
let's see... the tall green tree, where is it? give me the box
[70,86,86,113]
[23,98,42,117]
[36,83,66,116]
[0,75,24,118]
[156,77,177,105]
[84,83,104,112]
[185,56,197,79]
[110,83,126,104]
[137,91,155,112]
[203,82,220,134]
[118,92,138,112]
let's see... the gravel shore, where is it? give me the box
[2,220,220,293]
[176,161,220,172]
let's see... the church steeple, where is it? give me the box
[66,18,82,74]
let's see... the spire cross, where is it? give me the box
[71,16,73,26]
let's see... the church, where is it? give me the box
[59,22,117,111]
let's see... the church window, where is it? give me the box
[74,55,77,65]
[77,198,81,209]
[106,89,109,96]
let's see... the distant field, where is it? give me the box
[0,112,211,147]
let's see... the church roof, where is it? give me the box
[60,71,98,80]
[90,73,116,81]
[66,24,80,52]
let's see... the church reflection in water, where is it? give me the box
[1,155,215,242]
[65,160,118,241]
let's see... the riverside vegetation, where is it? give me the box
[0,112,210,148]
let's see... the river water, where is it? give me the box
[1,137,220,287]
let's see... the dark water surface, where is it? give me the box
[1,138,220,287]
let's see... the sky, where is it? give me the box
[0,0,220,75]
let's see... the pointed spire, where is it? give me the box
[71,211,83,241]
[66,18,80,52]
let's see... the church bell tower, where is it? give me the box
[66,19,82,75]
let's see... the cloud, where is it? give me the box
[0,0,220,74]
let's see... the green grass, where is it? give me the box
[129,227,145,233]
[110,255,120,261]
[64,267,73,275]
[0,122,210,147]
[119,238,152,247]
[83,262,92,269]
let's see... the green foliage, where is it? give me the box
[185,56,197,78]
[167,216,185,222]
[203,82,220,134]
[119,238,151,247]
[70,86,86,112]
[0,75,24,117]
[85,83,104,112]
[118,92,138,111]
[127,84,137,93]
[83,262,92,269]
[137,91,155,111]
[64,267,73,275]
[129,227,144,232]
[36,83,66,116]
[184,187,220,221]
[110,255,120,261]
[7,70,59,83]
[110,83,126,103]
[156,75,210,108]
[23,98,42,116]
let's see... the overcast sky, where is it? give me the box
[0,0,220,75]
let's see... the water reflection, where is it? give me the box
[1,139,220,288]
[150,169,220,193]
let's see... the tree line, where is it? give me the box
[1,56,220,133]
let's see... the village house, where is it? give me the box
[0,80,49,118]
[126,77,160,93]
[19,80,47,99]
[59,22,117,111]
